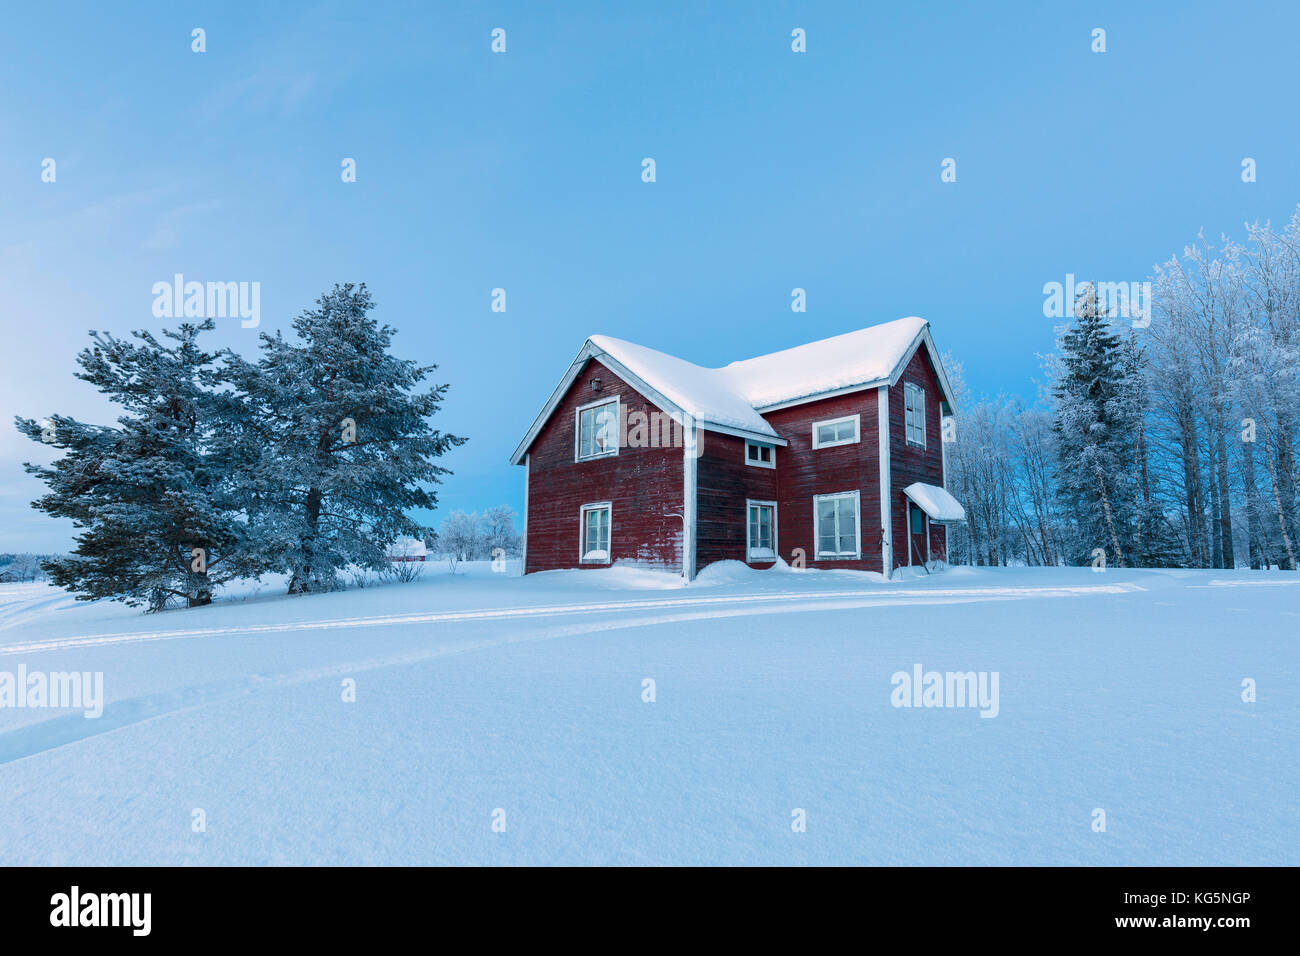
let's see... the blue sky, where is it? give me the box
[3,0,1298,551]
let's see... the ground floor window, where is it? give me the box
[580,502,611,562]
[747,501,776,560]
[814,491,860,559]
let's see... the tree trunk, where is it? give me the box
[1264,436,1298,570]
[1215,430,1235,569]
[1241,438,1263,569]
[1179,413,1207,566]
[1096,466,1127,567]
[1132,418,1148,567]
[288,485,324,594]
[1277,422,1299,560]
[1208,446,1224,569]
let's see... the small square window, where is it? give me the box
[745,441,775,468]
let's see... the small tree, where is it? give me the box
[481,505,521,558]
[439,511,480,572]
[381,557,425,584]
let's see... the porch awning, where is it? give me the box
[903,482,966,522]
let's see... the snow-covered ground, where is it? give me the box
[0,561,1295,865]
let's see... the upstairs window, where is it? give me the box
[904,382,926,447]
[812,414,860,449]
[576,398,620,460]
[745,441,775,468]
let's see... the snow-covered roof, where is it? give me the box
[903,482,966,522]
[721,316,930,409]
[511,316,956,464]
[385,537,427,559]
[588,335,778,438]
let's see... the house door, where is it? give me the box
[908,503,929,566]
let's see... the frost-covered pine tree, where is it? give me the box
[226,283,466,593]
[15,320,249,609]
[1051,285,1140,566]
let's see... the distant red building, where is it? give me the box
[511,317,964,579]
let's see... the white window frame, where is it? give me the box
[579,501,612,563]
[904,382,926,448]
[745,499,777,560]
[574,395,621,462]
[811,413,860,450]
[744,440,776,469]
[813,490,862,560]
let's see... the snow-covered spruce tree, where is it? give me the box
[226,283,465,593]
[15,320,249,610]
[1050,285,1142,566]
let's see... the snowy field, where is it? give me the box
[0,561,1295,866]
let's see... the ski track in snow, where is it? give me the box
[0,583,1143,656]
[0,583,1141,766]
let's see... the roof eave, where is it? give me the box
[511,321,956,464]
[509,340,784,465]
[509,341,595,465]
[752,378,890,414]
[886,325,957,414]
[750,324,958,417]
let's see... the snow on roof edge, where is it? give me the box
[588,334,779,438]
[512,317,953,463]
[903,482,966,522]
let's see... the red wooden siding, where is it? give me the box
[763,390,885,573]
[695,433,780,568]
[889,347,946,569]
[523,359,684,573]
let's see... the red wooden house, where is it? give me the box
[510,316,965,579]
